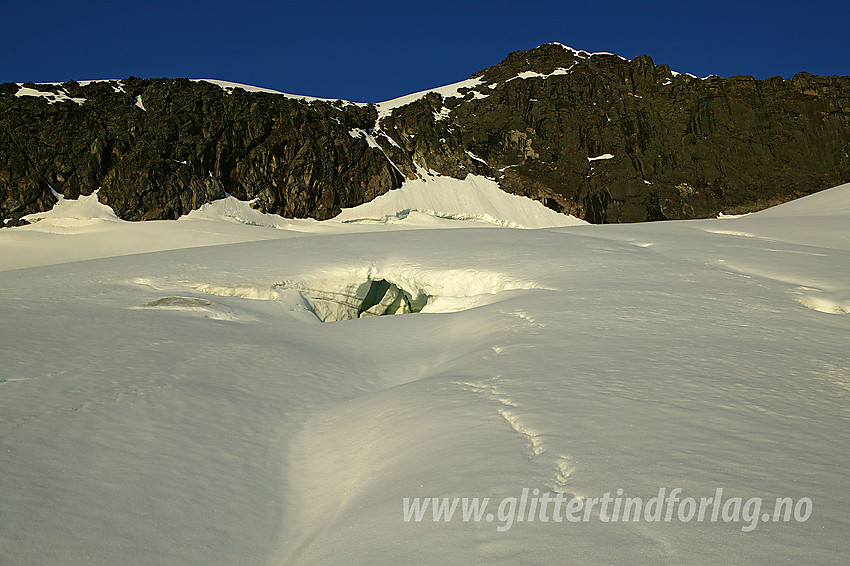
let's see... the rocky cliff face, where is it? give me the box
[2,43,849,226]
[0,79,402,224]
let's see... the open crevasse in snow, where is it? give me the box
[289,277,428,321]
[280,264,542,322]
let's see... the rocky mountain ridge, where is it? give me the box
[2,43,849,226]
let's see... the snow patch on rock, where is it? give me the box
[15,85,86,105]
[347,128,382,149]
[375,77,484,119]
[507,65,577,83]
[549,43,629,61]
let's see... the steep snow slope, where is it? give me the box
[0,184,848,565]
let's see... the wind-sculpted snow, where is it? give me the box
[181,196,305,229]
[793,293,850,315]
[19,190,121,233]
[0,176,584,271]
[1,183,849,565]
[335,174,586,229]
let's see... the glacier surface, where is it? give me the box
[1,180,848,565]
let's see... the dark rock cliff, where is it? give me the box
[2,43,849,226]
[0,79,402,224]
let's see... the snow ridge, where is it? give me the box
[334,174,586,229]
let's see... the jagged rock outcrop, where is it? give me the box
[0,79,402,224]
[375,44,850,222]
[2,43,849,226]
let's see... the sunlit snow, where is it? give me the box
[1,179,848,565]
[334,174,586,228]
[193,79,367,106]
[375,77,485,119]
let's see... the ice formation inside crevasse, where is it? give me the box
[291,277,430,322]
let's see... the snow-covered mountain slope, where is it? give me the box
[0,183,848,565]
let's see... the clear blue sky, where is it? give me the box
[2,0,848,102]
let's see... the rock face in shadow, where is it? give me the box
[2,44,849,225]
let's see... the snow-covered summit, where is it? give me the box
[548,42,629,60]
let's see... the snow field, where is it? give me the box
[1,181,848,564]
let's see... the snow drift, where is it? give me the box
[334,174,587,229]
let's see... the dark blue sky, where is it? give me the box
[2,1,848,102]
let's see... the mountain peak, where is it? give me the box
[1,46,849,227]
[472,42,631,84]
